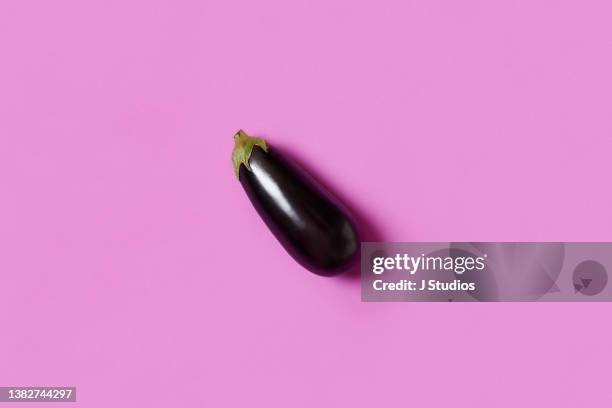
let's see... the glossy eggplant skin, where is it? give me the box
[239,146,359,276]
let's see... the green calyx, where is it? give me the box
[232,129,268,179]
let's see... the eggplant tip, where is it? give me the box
[231,129,269,179]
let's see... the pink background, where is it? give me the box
[1,0,612,406]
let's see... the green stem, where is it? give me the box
[232,130,269,179]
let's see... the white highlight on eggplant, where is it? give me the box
[250,161,306,228]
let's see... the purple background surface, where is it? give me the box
[1,0,612,406]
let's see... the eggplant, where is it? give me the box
[232,130,359,276]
